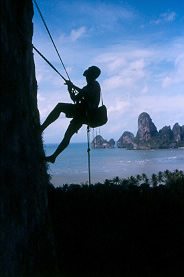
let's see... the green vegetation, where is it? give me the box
[48,170,184,276]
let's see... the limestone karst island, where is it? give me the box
[92,112,184,149]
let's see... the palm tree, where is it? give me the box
[164,169,172,184]
[151,173,158,188]
[179,170,184,176]
[113,176,120,185]
[129,175,137,185]
[63,184,68,191]
[142,173,149,184]
[136,174,142,184]
[158,171,164,184]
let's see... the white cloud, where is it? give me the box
[161,11,176,22]
[108,100,130,114]
[134,95,184,113]
[37,93,45,102]
[162,55,184,88]
[72,1,135,28]
[103,99,132,137]
[141,86,148,94]
[151,11,176,25]
[100,56,126,73]
[101,58,146,91]
[42,117,71,143]
[70,26,86,41]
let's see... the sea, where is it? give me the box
[44,143,184,187]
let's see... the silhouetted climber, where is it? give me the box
[41,66,101,163]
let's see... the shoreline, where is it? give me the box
[46,145,184,187]
[50,167,184,187]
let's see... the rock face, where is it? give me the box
[136,112,158,142]
[108,138,116,148]
[159,126,174,141]
[117,131,135,149]
[91,135,115,148]
[182,126,184,137]
[0,1,56,276]
[117,112,184,149]
[172,123,183,142]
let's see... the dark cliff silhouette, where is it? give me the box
[0,1,56,276]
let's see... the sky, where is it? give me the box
[32,0,184,143]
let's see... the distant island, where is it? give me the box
[91,135,115,149]
[92,112,184,150]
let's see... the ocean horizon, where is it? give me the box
[44,143,184,187]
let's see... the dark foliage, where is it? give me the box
[48,170,184,276]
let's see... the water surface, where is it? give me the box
[44,143,184,186]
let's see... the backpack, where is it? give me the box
[87,90,108,128]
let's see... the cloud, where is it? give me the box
[70,26,86,41]
[162,55,184,88]
[151,11,176,25]
[58,0,135,34]
[75,1,134,25]
[101,57,147,92]
[42,117,71,143]
[141,86,148,94]
[37,93,45,102]
[104,99,132,137]
[161,12,176,22]
[108,100,130,114]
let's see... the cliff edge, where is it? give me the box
[0,1,56,276]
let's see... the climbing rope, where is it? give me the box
[33,0,70,80]
[32,45,67,82]
[2,4,68,83]
[87,126,91,185]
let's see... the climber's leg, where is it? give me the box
[41,103,75,132]
[45,119,83,163]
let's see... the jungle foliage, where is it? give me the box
[48,170,184,276]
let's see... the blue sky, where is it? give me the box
[33,0,184,143]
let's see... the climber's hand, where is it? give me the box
[65,80,73,87]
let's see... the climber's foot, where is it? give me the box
[45,155,56,164]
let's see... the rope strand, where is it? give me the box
[87,126,91,185]
[33,0,70,80]
[32,45,67,81]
